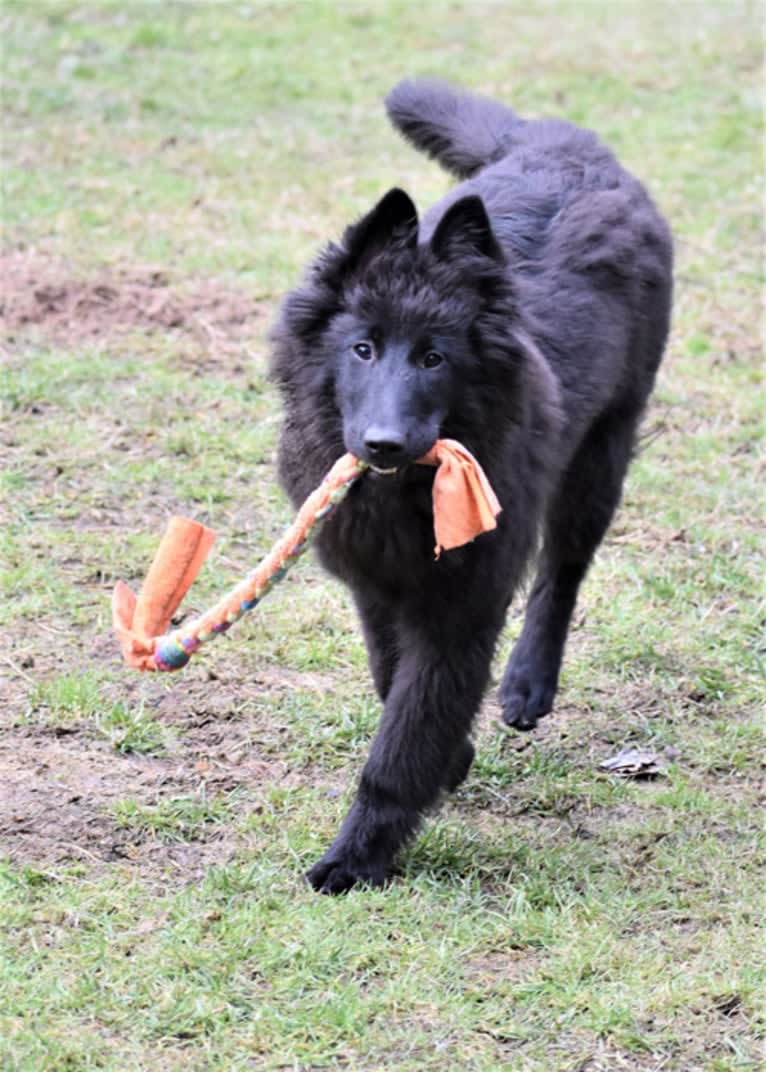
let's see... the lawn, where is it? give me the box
[1,2,763,1070]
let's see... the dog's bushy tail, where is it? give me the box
[385,78,522,180]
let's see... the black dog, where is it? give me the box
[270,80,673,893]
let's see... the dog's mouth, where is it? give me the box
[368,464,400,476]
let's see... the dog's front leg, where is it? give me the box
[307,623,497,894]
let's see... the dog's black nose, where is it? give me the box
[364,430,406,470]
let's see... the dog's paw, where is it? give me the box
[499,664,557,731]
[306,851,387,895]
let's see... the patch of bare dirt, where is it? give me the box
[0,617,343,883]
[465,949,540,988]
[0,718,289,880]
[0,249,263,349]
[571,1048,674,1072]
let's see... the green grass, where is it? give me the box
[1,2,764,1070]
[111,792,240,840]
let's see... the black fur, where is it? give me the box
[270,80,673,894]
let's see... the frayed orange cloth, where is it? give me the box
[113,439,500,672]
[419,438,501,557]
[113,517,216,671]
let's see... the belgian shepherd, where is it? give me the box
[270,79,673,893]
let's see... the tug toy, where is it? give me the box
[112,438,501,673]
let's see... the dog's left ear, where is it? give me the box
[431,196,503,262]
[341,187,418,276]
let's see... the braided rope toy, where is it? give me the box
[113,439,501,673]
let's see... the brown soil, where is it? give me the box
[0,249,263,348]
[0,644,338,881]
[0,705,294,881]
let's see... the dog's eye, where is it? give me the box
[422,350,444,369]
[353,341,374,361]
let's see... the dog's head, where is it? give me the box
[273,187,519,473]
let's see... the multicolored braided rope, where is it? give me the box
[154,455,367,671]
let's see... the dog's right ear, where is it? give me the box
[340,188,418,276]
[273,189,419,356]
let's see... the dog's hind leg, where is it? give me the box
[500,406,640,731]
[354,593,400,701]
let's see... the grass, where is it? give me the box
[111,792,240,840]
[1,1,764,1070]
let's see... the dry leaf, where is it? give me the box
[598,747,674,778]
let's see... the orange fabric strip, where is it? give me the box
[418,438,502,555]
[112,517,216,669]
